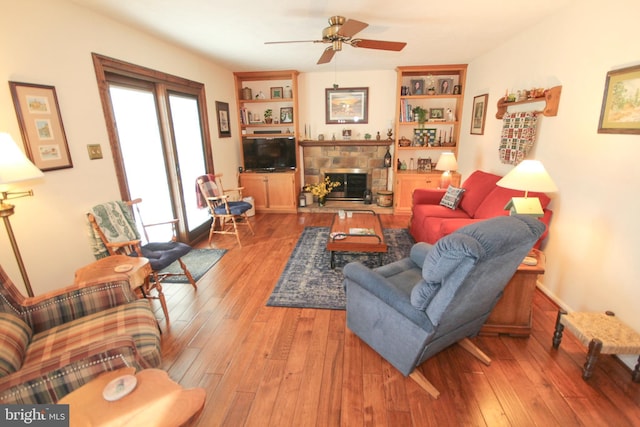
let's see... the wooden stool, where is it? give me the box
[552,310,640,382]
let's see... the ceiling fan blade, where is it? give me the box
[352,39,407,51]
[339,19,368,38]
[317,47,336,64]
[265,40,322,45]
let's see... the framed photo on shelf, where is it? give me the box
[215,101,231,138]
[470,94,488,135]
[417,157,432,172]
[410,79,425,95]
[598,64,640,134]
[280,107,293,123]
[438,78,454,94]
[430,108,444,120]
[9,81,72,171]
[270,87,283,99]
[325,87,369,124]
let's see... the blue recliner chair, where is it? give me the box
[343,215,545,398]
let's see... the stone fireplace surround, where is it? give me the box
[300,140,391,202]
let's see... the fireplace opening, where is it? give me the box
[322,168,372,201]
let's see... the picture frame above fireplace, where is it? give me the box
[325,87,369,124]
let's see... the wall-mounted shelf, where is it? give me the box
[495,85,562,119]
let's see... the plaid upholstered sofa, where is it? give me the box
[0,265,161,404]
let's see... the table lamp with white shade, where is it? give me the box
[0,132,45,296]
[496,160,557,217]
[435,152,458,188]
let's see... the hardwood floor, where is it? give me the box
[156,213,640,426]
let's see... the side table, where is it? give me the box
[75,255,151,289]
[74,255,169,320]
[479,249,545,337]
[59,367,206,426]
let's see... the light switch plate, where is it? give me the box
[87,144,103,160]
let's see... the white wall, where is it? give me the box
[298,70,397,142]
[0,0,240,294]
[457,0,640,365]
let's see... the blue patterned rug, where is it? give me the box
[159,248,227,283]
[267,227,415,310]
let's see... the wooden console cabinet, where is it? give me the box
[394,171,461,213]
[239,171,298,213]
[480,249,545,337]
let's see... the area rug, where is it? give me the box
[159,248,227,283]
[267,227,415,310]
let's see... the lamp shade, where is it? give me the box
[435,152,458,171]
[0,133,44,185]
[496,160,557,193]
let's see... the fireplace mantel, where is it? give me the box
[299,139,392,147]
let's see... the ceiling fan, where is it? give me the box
[265,16,407,64]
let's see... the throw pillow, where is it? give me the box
[0,313,32,377]
[439,185,465,210]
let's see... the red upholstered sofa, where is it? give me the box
[409,170,552,248]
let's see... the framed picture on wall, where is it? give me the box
[215,101,231,138]
[325,87,369,124]
[598,64,640,134]
[9,81,73,171]
[470,94,488,135]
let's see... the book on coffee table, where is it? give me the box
[349,228,375,235]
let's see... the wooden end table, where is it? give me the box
[326,210,387,269]
[59,368,206,426]
[74,255,151,289]
[479,249,545,337]
[74,255,170,320]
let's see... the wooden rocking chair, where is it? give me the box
[87,199,196,322]
[196,174,254,248]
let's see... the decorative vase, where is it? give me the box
[318,195,326,207]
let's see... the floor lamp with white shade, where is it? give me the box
[0,132,45,297]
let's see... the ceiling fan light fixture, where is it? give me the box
[266,15,406,65]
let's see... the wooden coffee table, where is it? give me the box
[327,210,387,269]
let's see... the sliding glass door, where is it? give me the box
[93,54,214,244]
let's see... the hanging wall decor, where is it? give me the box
[597,64,640,135]
[498,111,539,165]
[9,81,73,171]
[325,87,369,124]
[215,101,231,138]
[470,94,488,135]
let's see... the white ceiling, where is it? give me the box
[71,0,573,73]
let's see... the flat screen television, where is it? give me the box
[242,137,297,172]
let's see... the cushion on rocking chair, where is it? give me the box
[213,201,252,216]
[138,242,191,271]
